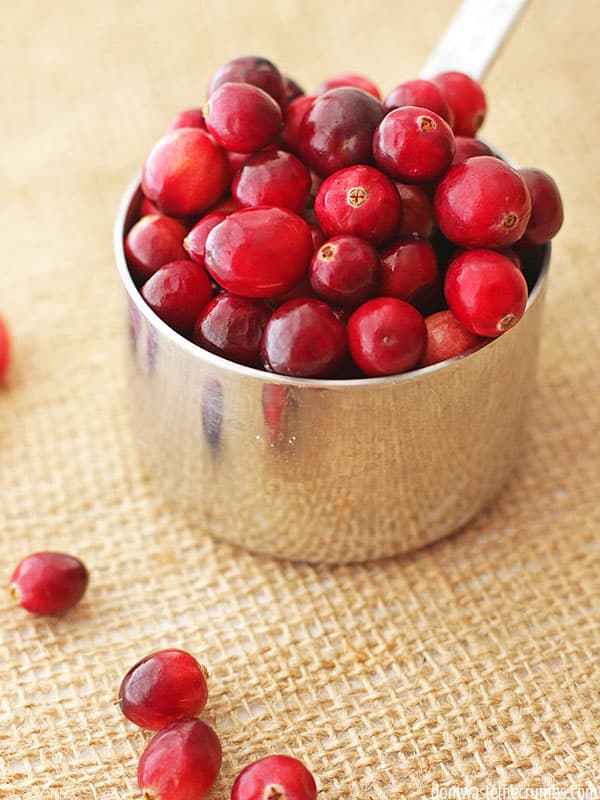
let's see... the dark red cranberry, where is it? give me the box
[184,213,227,265]
[310,235,380,305]
[269,276,317,307]
[282,74,305,105]
[433,71,487,137]
[204,82,282,153]
[0,316,10,383]
[384,79,453,124]
[207,55,284,105]
[141,260,212,334]
[138,718,221,800]
[205,207,313,298]
[518,168,564,246]
[119,649,209,730]
[139,195,160,217]
[422,310,482,366]
[373,106,455,183]
[299,87,384,176]
[395,183,434,238]
[281,95,315,154]
[142,129,230,218]
[314,164,402,246]
[166,108,207,132]
[193,293,271,366]
[261,298,347,378]
[309,224,326,251]
[232,149,311,213]
[444,249,528,337]
[380,237,438,302]
[224,150,249,180]
[347,297,426,377]
[10,552,88,616]
[451,136,494,166]
[316,72,381,100]
[125,214,189,283]
[232,754,318,800]
[434,156,532,247]
[208,194,242,215]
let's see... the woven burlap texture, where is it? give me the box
[1,0,599,797]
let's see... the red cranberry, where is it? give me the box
[232,150,311,213]
[384,79,453,124]
[166,108,207,132]
[261,298,347,378]
[281,95,315,155]
[209,194,242,215]
[444,249,528,337]
[184,213,227,265]
[231,754,318,800]
[309,224,326,251]
[139,195,160,217]
[434,156,532,247]
[518,168,564,246]
[125,214,189,283]
[205,207,313,298]
[0,315,10,383]
[141,260,212,334]
[380,237,438,302]
[269,276,317,307]
[119,649,208,731]
[316,72,381,100]
[433,71,487,137]
[142,129,229,218]
[282,74,305,105]
[204,82,282,154]
[299,87,384,176]
[373,106,455,183]
[208,55,285,106]
[395,183,434,238]
[310,235,380,305]
[451,136,494,166]
[193,294,271,366]
[138,718,221,800]
[314,164,402,246]
[10,552,88,616]
[422,310,482,366]
[348,297,426,377]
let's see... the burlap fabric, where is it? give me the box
[1,0,598,797]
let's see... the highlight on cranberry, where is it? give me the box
[10,551,89,616]
[123,55,563,378]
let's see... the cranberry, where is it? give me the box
[205,207,313,298]
[166,108,207,133]
[139,195,161,217]
[433,71,487,137]
[193,294,271,366]
[316,72,381,100]
[281,95,314,155]
[422,310,482,366]
[314,164,402,246]
[373,106,455,183]
[143,129,229,218]
[310,235,380,305]
[395,183,434,238]
[232,150,311,213]
[209,194,242,215]
[208,55,285,106]
[434,156,532,247]
[138,718,221,800]
[141,260,212,334]
[119,649,208,731]
[518,168,564,246]
[444,249,528,337]
[261,298,347,378]
[0,316,10,383]
[184,213,227,265]
[231,754,318,800]
[380,237,438,302]
[451,136,494,166]
[269,276,317,307]
[384,79,453,124]
[309,224,326,251]
[299,87,384,176]
[282,74,305,105]
[204,82,282,154]
[125,214,189,283]
[347,297,426,377]
[10,552,88,616]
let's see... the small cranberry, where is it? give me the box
[138,718,221,800]
[518,168,564,246]
[347,297,426,377]
[395,183,434,238]
[193,294,271,366]
[139,195,161,217]
[232,150,311,213]
[310,235,380,305]
[261,298,347,378]
[309,224,326,251]
[141,260,212,334]
[231,754,318,800]
[384,79,453,124]
[0,316,10,383]
[444,249,529,337]
[209,194,242,215]
[184,213,228,265]
[433,71,487,137]
[204,82,282,154]
[380,237,438,302]
[450,136,494,166]
[10,552,88,616]
[166,108,207,133]
[316,72,381,100]
[125,214,189,283]
[421,310,482,366]
[281,95,315,155]
[282,74,305,105]
[208,55,285,106]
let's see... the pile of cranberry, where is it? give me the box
[124,55,563,378]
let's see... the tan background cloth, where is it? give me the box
[1,0,599,797]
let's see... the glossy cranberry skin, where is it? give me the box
[125,214,189,283]
[138,718,222,800]
[422,310,482,366]
[434,156,532,248]
[166,108,207,133]
[310,235,380,305]
[261,298,347,378]
[373,106,455,183]
[208,55,285,106]
[204,82,282,154]
[193,294,271,366]
[141,260,212,334]
[232,150,311,213]
[314,165,402,246]
[205,207,312,298]
[444,249,529,337]
[316,72,381,100]
[380,237,438,302]
[282,74,305,105]
[0,315,11,383]
[395,183,434,238]
[450,136,493,166]
[231,754,317,800]
[518,168,564,246]
[184,213,227,265]
[384,79,453,124]
[299,87,384,176]
[433,71,487,137]
[10,552,88,616]
[142,129,229,218]
[281,95,315,154]
[348,297,426,377]
[309,224,326,251]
